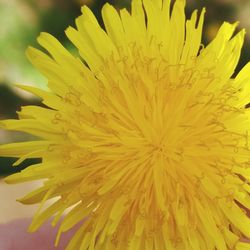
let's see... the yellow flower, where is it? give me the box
[1,0,250,249]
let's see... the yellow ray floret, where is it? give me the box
[1,0,250,249]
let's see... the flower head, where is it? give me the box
[1,0,250,249]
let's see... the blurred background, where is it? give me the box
[1,0,250,222]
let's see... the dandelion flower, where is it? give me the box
[1,0,250,249]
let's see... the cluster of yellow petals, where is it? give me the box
[1,0,250,249]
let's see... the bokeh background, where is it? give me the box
[1,0,250,223]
